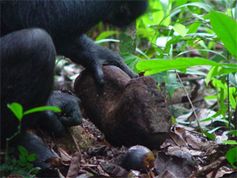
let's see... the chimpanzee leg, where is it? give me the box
[0,28,56,141]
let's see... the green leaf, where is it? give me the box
[165,73,181,96]
[95,30,118,41]
[7,102,23,121]
[225,147,237,167]
[18,145,28,157]
[205,64,237,84]
[27,153,37,162]
[19,154,27,164]
[24,106,61,116]
[228,130,237,136]
[209,11,237,58]
[172,2,212,14]
[187,22,201,34]
[203,130,216,140]
[229,88,237,109]
[205,66,219,85]
[164,36,182,53]
[119,33,136,56]
[223,140,237,145]
[174,0,187,7]
[136,57,218,76]
[173,23,188,37]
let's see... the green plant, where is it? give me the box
[0,146,39,177]
[128,0,237,168]
[225,147,237,168]
[134,0,237,130]
[1,102,61,177]
[6,102,61,141]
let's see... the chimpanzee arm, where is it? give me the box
[1,0,147,85]
[58,35,136,85]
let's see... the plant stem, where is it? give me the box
[5,123,22,162]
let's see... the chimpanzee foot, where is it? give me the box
[10,131,59,169]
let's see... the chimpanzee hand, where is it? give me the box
[40,90,82,136]
[59,35,137,86]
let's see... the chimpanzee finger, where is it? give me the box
[90,61,105,87]
[60,99,82,126]
[110,59,138,78]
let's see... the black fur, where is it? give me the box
[1,1,147,37]
[1,0,147,84]
[1,29,57,138]
[0,0,147,168]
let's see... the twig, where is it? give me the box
[176,71,202,132]
[194,156,226,177]
[69,127,81,153]
[234,106,237,130]
[5,123,22,162]
[227,74,231,128]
